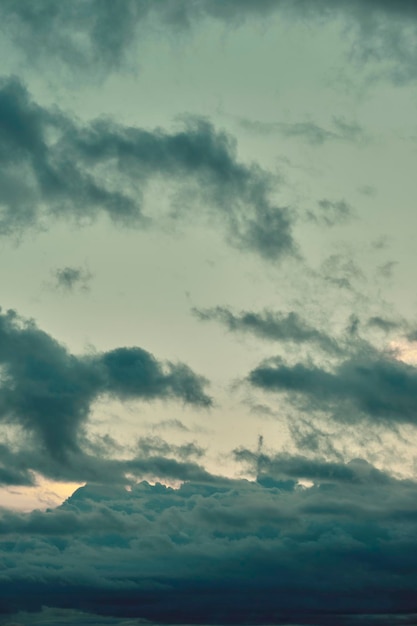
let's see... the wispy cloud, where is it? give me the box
[240,117,365,146]
[194,306,341,354]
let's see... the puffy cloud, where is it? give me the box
[0,307,211,462]
[0,77,294,261]
[1,458,417,623]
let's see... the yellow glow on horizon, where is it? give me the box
[0,474,85,512]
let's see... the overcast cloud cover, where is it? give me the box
[1,1,417,624]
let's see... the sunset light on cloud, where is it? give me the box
[1,2,417,625]
[390,339,417,365]
[0,474,84,512]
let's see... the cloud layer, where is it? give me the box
[1,458,417,624]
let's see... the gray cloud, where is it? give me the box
[2,1,417,81]
[1,460,417,623]
[148,418,190,432]
[0,0,148,76]
[0,77,294,261]
[249,343,417,426]
[211,1,417,82]
[53,266,92,292]
[194,306,341,354]
[0,442,215,488]
[0,444,34,487]
[0,307,211,462]
[234,447,392,485]
[136,435,205,460]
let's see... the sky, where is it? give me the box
[1,1,417,624]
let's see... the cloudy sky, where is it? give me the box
[1,1,417,624]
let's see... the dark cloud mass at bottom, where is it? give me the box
[1,458,417,625]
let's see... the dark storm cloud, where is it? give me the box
[194,306,340,354]
[2,1,417,81]
[0,77,294,261]
[249,343,417,426]
[0,445,34,487]
[1,460,417,624]
[0,307,211,460]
